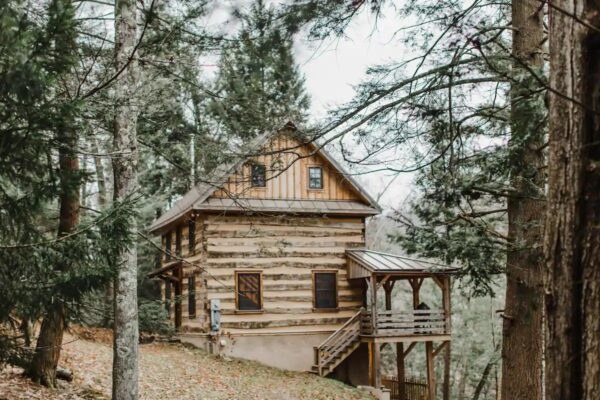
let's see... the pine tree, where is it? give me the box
[210,0,310,140]
[0,0,123,381]
[282,1,547,398]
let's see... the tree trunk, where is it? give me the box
[112,0,139,399]
[28,108,80,388]
[28,0,79,387]
[501,1,545,399]
[92,137,113,328]
[545,1,600,399]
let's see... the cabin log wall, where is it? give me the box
[161,214,366,334]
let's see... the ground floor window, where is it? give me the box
[164,282,171,316]
[188,276,196,318]
[236,271,262,311]
[313,271,338,309]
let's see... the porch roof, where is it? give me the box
[346,249,459,279]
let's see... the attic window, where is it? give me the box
[251,164,266,187]
[308,167,323,189]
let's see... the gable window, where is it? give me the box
[175,226,182,257]
[308,167,323,189]
[313,271,338,309]
[165,232,172,261]
[188,218,196,256]
[236,272,262,311]
[251,164,266,187]
[188,276,196,318]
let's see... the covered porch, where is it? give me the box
[313,249,458,400]
[349,249,457,400]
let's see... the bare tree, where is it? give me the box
[112,0,140,398]
[545,1,600,399]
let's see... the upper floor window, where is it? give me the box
[313,271,338,309]
[236,271,262,311]
[308,167,323,189]
[251,164,266,187]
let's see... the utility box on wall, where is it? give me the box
[210,299,220,332]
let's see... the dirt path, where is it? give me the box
[0,329,372,400]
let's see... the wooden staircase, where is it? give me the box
[311,308,363,376]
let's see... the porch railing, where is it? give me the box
[361,309,449,336]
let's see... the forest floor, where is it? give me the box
[0,326,373,400]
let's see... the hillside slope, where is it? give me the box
[0,328,373,400]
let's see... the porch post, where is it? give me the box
[370,274,378,335]
[369,274,381,389]
[442,276,451,400]
[426,341,436,400]
[397,342,406,400]
[409,278,423,308]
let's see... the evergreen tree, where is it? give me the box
[283,1,547,398]
[210,0,310,140]
[0,0,124,382]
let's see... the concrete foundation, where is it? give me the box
[179,331,333,371]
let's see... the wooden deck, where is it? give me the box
[312,307,451,377]
[361,309,450,341]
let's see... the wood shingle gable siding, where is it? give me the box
[148,123,380,235]
[211,135,363,202]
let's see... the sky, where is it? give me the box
[79,0,417,211]
[292,7,416,211]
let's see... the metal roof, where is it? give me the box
[346,249,459,276]
[196,197,380,215]
[148,122,381,233]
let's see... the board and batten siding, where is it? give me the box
[172,214,366,334]
[211,135,361,201]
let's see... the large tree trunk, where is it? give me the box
[545,1,600,399]
[501,1,545,399]
[27,0,79,388]
[28,108,80,388]
[112,0,140,399]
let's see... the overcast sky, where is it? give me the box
[292,7,416,211]
[81,1,417,210]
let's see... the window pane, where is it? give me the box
[251,164,266,187]
[237,273,261,310]
[188,276,196,318]
[165,282,171,315]
[309,167,323,189]
[314,272,337,309]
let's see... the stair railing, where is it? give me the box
[313,308,364,375]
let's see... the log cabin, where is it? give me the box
[147,123,458,400]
